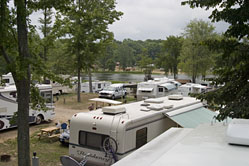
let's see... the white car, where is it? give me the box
[99,84,126,100]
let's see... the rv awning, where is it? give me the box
[138,88,153,92]
[166,107,217,128]
[89,98,122,105]
[160,83,176,90]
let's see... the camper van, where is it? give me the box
[0,84,55,131]
[68,95,216,165]
[178,83,207,96]
[99,84,126,100]
[136,77,180,101]
[81,81,111,93]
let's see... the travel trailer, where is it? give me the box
[68,95,216,165]
[1,73,15,86]
[113,119,249,166]
[0,84,55,131]
[178,83,207,96]
[99,84,127,100]
[81,81,111,93]
[136,77,180,101]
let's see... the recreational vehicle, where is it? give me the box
[68,95,216,165]
[136,77,180,101]
[178,83,207,96]
[99,84,126,100]
[81,81,111,93]
[0,84,55,131]
[1,73,15,86]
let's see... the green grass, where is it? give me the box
[0,131,68,166]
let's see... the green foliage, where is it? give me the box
[196,38,249,120]
[182,0,249,39]
[182,0,249,120]
[179,20,217,82]
[156,36,182,78]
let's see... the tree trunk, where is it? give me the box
[77,63,81,103]
[16,0,31,166]
[88,69,93,93]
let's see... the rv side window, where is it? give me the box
[98,84,101,88]
[79,131,86,145]
[136,127,147,149]
[79,131,108,150]
[158,87,164,92]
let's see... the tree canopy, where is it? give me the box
[182,0,249,120]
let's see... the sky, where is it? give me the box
[108,0,229,41]
[28,0,229,41]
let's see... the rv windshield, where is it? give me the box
[103,87,115,91]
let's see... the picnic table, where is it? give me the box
[38,126,60,140]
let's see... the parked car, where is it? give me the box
[99,84,126,100]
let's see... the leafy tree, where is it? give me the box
[38,4,53,62]
[196,38,249,120]
[157,36,182,79]
[56,0,122,101]
[182,0,249,39]
[179,20,216,82]
[182,0,249,120]
[116,41,135,70]
[0,1,31,165]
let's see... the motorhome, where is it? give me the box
[136,77,180,101]
[99,84,126,100]
[1,73,15,86]
[81,81,111,93]
[178,83,207,96]
[0,84,55,131]
[68,95,216,165]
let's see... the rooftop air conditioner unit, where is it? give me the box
[168,94,183,100]
[227,119,249,146]
[102,105,126,115]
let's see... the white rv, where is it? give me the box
[68,95,216,165]
[178,83,207,96]
[1,73,15,86]
[0,84,55,131]
[136,77,180,101]
[81,81,111,93]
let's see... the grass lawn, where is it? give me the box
[0,128,68,166]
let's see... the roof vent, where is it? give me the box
[227,119,249,146]
[164,105,173,109]
[144,98,164,104]
[147,104,164,111]
[102,105,126,115]
[168,94,183,100]
[140,107,150,112]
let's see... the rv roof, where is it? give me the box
[0,84,52,93]
[114,123,249,166]
[86,96,201,120]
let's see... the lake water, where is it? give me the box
[81,73,210,83]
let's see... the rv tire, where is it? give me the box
[35,115,43,125]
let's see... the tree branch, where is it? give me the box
[0,45,11,64]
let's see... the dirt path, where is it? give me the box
[0,106,88,143]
